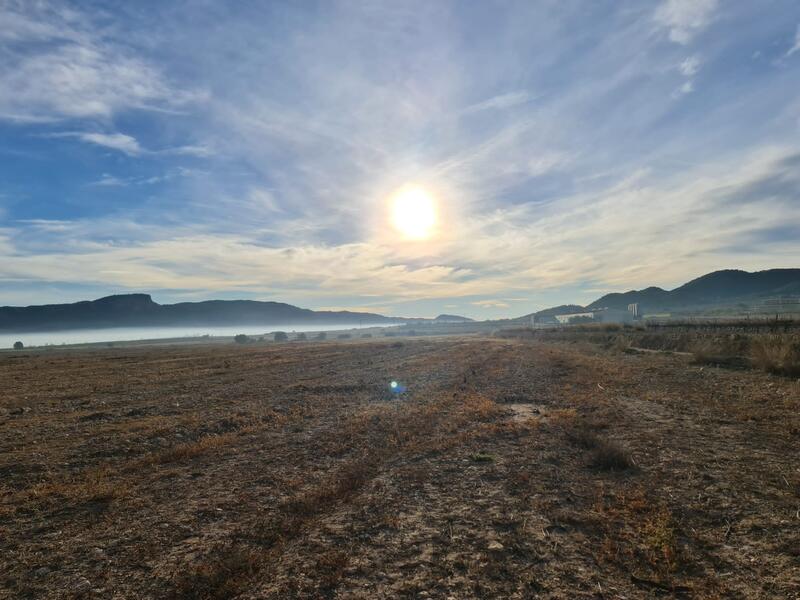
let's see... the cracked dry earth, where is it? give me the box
[1,337,798,599]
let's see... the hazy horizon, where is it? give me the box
[0,322,403,348]
[1,1,799,319]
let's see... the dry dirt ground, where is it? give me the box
[1,337,798,599]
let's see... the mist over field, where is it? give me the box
[0,322,392,348]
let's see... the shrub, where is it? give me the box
[336,333,351,340]
[13,341,23,350]
[314,331,327,341]
[589,439,635,471]
[273,331,289,342]
[564,422,635,471]
[691,334,750,368]
[361,333,372,338]
[296,332,308,341]
[234,334,250,344]
[750,335,800,377]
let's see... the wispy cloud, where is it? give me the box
[786,25,800,57]
[655,0,719,44]
[462,91,535,115]
[77,132,142,155]
[0,2,200,122]
[679,56,701,76]
[44,130,212,158]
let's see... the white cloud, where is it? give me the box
[79,132,142,155]
[45,131,213,158]
[679,55,701,76]
[0,3,199,122]
[472,300,511,308]
[786,25,800,57]
[655,0,719,44]
[158,145,214,158]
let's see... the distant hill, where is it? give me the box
[586,269,800,312]
[523,269,800,318]
[434,314,474,322]
[0,294,398,333]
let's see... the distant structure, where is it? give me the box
[554,307,634,324]
[754,296,800,317]
[627,303,640,318]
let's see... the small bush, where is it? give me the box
[273,331,289,342]
[13,341,23,350]
[314,331,327,341]
[589,439,635,471]
[336,333,351,339]
[296,332,308,341]
[234,334,250,344]
[564,423,634,471]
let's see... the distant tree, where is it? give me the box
[13,341,23,350]
[296,332,308,341]
[234,334,250,344]
[361,333,373,338]
[314,331,327,341]
[273,331,289,342]
[337,333,351,339]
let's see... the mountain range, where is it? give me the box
[529,268,800,318]
[1,269,797,332]
[0,294,400,333]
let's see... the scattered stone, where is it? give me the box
[74,577,92,593]
[487,541,504,551]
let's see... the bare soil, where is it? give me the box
[1,337,798,599]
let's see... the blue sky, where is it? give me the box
[1,0,799,318]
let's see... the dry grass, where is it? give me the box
[169,544,269,600]
[2,337,798,598]
[750,334,800,377]
[139,431,239,466]
[24,465,124,509]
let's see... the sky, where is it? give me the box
[1,0,799,319]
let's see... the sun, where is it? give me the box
[390,185,437,240]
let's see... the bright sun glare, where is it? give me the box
[390,186,437,240]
